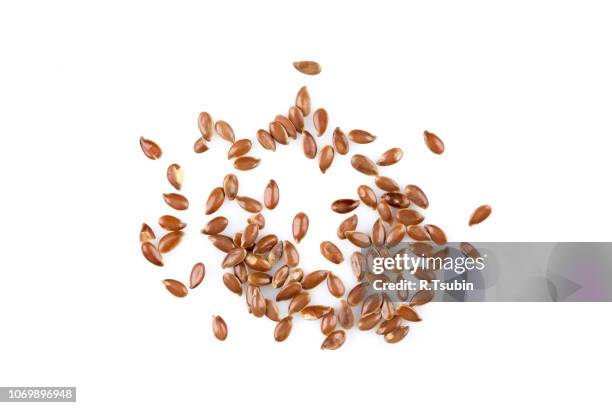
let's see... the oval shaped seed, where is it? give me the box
[381,192,410,208]
[321,310,338,335]
[166,164,184,191]
[220,174,238,201]
[410,289,434,306]
[375,175,400,192]
[284,267,304,286]
[188,263,206,289]
[276,282,302,301]
[313,108,328,136]
[371,218,386,247]
[233,262,248,283]
[406,225,431,241]
[320,241,344,264]
[357,185,377,209]
[264,179,279,210]
[215,120,235,143]
[361,293,383,316]
[301,305,332,320]
[272,265,290,289]
[295,86,311,116]
[253,234,278,255]
[337,214,358,239]
[350,252,366,281]
[205,187,225,215]
[245,254,272,272]
[300,130,317,159]
[319,145,335,173]
[248,213,265,229]
[233,156,261,171]
[384,326,410,344]
[321,329,346,350]
[345,231,371,248]
[212,315,228,341]
[396,304,422,321]
[331,199,359,214]
[163,193,189,211]
[208,234,235,253]
[248,271,272,286]
[193,137,209,153]
[227,139,252,159]
[377,315,402,335]
[222,248,247,269]
[275,114,297,139]
[198,112,214,141]
[292,212,309,243]
[396,209,425,226]
[385,224,406,247]
[460,242,481,259]
[404,184,429,209]
[409,242,435,258]
[288,291,311,314]
[158,231,184,253]
[381,294,396,321]
[256,129,276,151]
[358,311,382,330]
[139,136,162,160]
[293,60,321,75]
[332,127,349,155]
[234,232,243,248]
[327,272,345,297]
[396,275,410,301]
[350,154,378,175]
[274,316,293,342]
[376,147,403,166]
[236,196,263,213]
[265,299,281,322]
[250,286,267,317]
[424,224,447,245]
[301,270,329,289]
[283,240,300,267]
[376,202,393,224]
[269,121,289,145]
[140,223,155,243]
[159,215,186,231]
[347,282,369,306]
[469,204,492,226]
[162,279,188,298]
[423,130,444,154]
[268,241,284,265]
[201,216,228,235]
[141,242,163,266]
[241,224,259,249]
[348,129,376,144]
[288,106,305,133]
[337,300,354,329]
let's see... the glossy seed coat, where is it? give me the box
[350,154,378,175]
[189,263,206,289]
[331,199,360,214]
[319,145,334,173]
[293,60,321,75]
[212,315,228,341]
[264,180,279,210]
[313,108,328,136]
[139,137,162,160]
[320,241,344,264]
[423,130,444,154]
[292,212,309,243]
[469,204,492,226]
[376,147,403,166]
[162,279,188,297]
[337,214,358,239]
[233,156,261,171]
[163,193,189,210]
[215,120,236,143]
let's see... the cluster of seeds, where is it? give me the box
[138,61,492,349]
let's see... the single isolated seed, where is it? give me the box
[166,164,184,191]
[423,130,444,154]
[198,112,214,141]
[193,137,209,153]
[159,215,186,231]
[319,145,335,173]
[301,305,332,320]
[293,60,321,75]
[301,270,329,289]
[283,240,300,267]
[337,300,355,329]
[227,139,252,159]
[327,272,345,297]
[376,147,403,166]
[274,316,293,342]
[139,136,162,160]
[424,224,447,245]
[320,241,344,264]
[264,179,279,210]
[348,129,377,144]
[357,185,377,209]
[337,214,358,240]
[162,279,188,298]
[313,108,329,136]
[375,176,400,192]
[469,204,492,226]
[396,209,425,226]
[205,187,225,215]
[332,127,349,155]
[223,174,239,201]
[223,272,243,295]
[212,315,228,341]
[288,106,305,133]
[189,262,206,289]
[269,121,289,145]
[139,223,155,243]
[256,129,276,151]
[350,154,378,175]
[302,130,317,159]
[275,115,297,139]
[163,193,189,210]
[321,329,346,350]
[331,199,360,214]
[141,242,163,266]
[292,212,309,243]
[236,196,263,213]
[345,231,371,248]
[295,86,311,116]
[158,231,184,253]
[215,120,236,143]
[404,184,429,209]
[201,216,229,235]
[234,156,261,171]
[321,311,338,335]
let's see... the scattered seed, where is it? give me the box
[272,265,290,289]
[337,300,354,329]
[332,127,349,155]
[357,185,377,209]
[222,174,238,201]
[396,304,422,321]
[140,223,156,243]
[275,114,297,139]
[283,240,300,267]
[313,108,329,136]
[423,130,444,154]
[193,137,209,153]
[396,275,410,301]
[371,218,386,247]
[345,231,371,248]
[384,326,409,344]
[233,156,261,171]
[376,202,393,224]
[358,311,382,330]
[376,148,403,166]
[166,164,184,191]
[234,263,248,283]
[212,315,228,341]
[215,120,236,143]
[141,242,163,266]
[288,291,311,314]
[301,305,332,320]
[248,271,272,286]
[163,193,189,210]
[292,212,309,243]
[248,213,266,229]
[348,130,376,144]
[201,216,228,235]
[236,196,263,213]
[424,224,447,245]
[320,241,344,264]
[385,224,406,247]
[250,286,267,317]
[227,139,252,159]
[377,316,402,335]
[321,329,346,350]
[285,267,304,286]
[361,293,383,316]
[198,112,214,141]
[350,154,378,175]
[406,225,431,241]
[347,282,369,306]
[276,282,302,301]
[241,223,259,248]
[293,60,321,75]
[404,184,429,209]
[381,294,395,321]
[162,279,187,297]
[337,214,358,239]
[208,234,236,253]
[265,299,281,322]
[295,86,311,116]
[469,204,492,226]
[222,248,247,269]
[245,254,272,272]
[410,289,434,306]
[396,209,425,226]
[269,121,289,145]
[327,272,345,297]
[205,187,225,215]
[252,234,278,255]
[264,179,279,210]
[381,192,410,208]
[319,145,335,173]
[331,199,359,214]
[268,241,284,265]
[288,106,305,133]
[375,175,400,192]
[301,270,329,289]
[139,136,162,160]
[256,129,276,151]
[158,231,184,253]
[159,215,186,231]
[321,310,338,335]
[350,252,366,281]
[302,130,317,159]
[274,316,293,341]
[460,242,481,259]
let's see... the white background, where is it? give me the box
[1,1,611,407]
